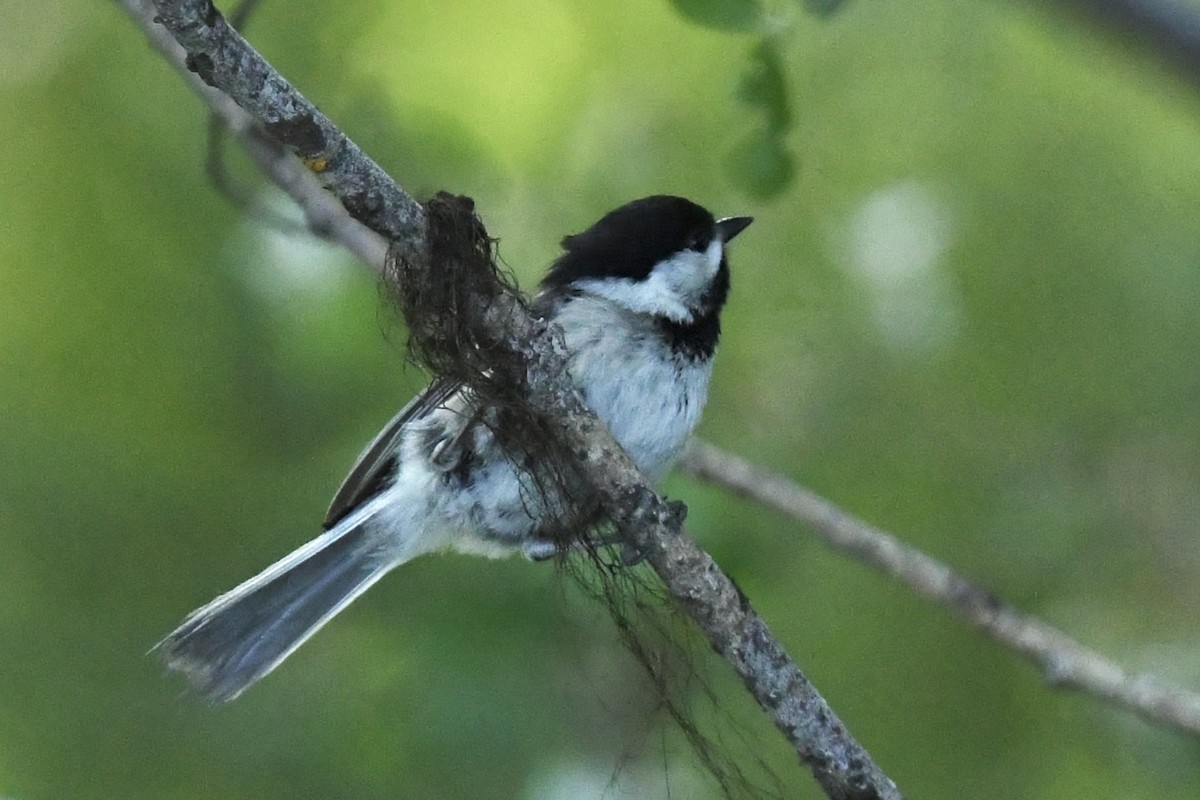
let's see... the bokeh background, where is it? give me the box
[4,0,1200,797]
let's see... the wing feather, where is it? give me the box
[323,380,459,529]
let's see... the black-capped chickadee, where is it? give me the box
[159,195,753,701]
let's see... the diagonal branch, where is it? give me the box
[680,440,1200,736]
[115,0,1200,752]
[115,0,901,796]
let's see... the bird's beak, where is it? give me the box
[716,216,754,243]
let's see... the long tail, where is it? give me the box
[157,504,408,702]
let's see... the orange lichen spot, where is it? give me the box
[302,154,329,173]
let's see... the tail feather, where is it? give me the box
[157,511,402,702]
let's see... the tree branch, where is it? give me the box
[1051,0,1200,89]
[116,0,388,268]
[116,0,901,796]
[116,0,1200,759]
[146,0,426,259]
[680,440,1200,737]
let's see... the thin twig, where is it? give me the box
[679,439,1200,736]
[116,0,902,795]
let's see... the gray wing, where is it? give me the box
[323,379,460,529]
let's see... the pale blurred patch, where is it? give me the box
[230,191,354,306]
[839,180,962,356]
[524,759,712,800]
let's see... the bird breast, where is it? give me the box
[556,295,714,484]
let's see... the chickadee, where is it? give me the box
[159,195,752,701]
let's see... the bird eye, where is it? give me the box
[686,231,710,252]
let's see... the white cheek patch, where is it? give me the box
[573,239,724,323]
[573,275,692,321]
[703,238,724,277]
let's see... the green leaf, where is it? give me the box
[668,0,762,32]
[725,128,795,198]
[736,40,792,133]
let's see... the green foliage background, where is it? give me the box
[3,0,1200,797]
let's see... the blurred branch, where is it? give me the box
[680,440,1200,737]
[1052,0,1200,86]
[114,0,901,796]
[203,0,315,237]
